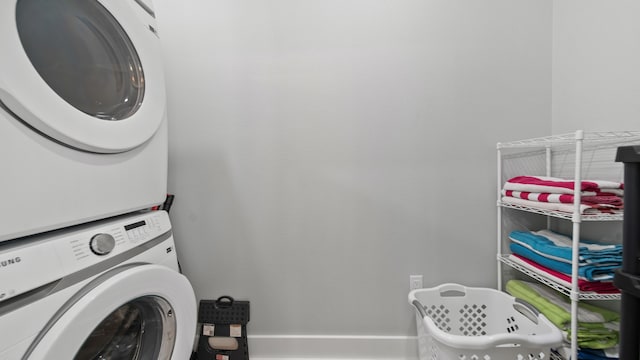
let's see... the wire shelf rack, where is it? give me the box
[497,201,624,221]
[497,131,640,149]
[498,255,621,301]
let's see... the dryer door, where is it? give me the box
[0,0,165,153]
[23,264,197,360]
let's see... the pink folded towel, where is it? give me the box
[509,254,620,294]
[502,190,623,207]
[504,176,623,195]
[501,196,621,215]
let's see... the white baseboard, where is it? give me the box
[247,335,419,360]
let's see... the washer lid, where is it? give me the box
[23,264,197,360]
[0,0,165,153]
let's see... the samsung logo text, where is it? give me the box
[0,257,21,268]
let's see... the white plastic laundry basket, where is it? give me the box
[408,283,563,360]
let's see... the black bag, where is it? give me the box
[196,296,250,360]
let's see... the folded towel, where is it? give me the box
[571,324,620,351]
[523,282,619,323]
[506,280,619,349]
[502,190,623,207]
[535,230,621,254]
[502,196,622,215]
[554,346,620,360]
[509,230,622,265]
[509,254,620,294]
[578,347,620,360]
[504,176,623,195]
[510,243,619,281]
[581,195,624,206]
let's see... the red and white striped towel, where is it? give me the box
[501,196,622,215]
[502,190,623,207]
[503,176,623,195]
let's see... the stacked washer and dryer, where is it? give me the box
[0,0,197,359]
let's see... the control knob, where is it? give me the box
[90,233,116,256]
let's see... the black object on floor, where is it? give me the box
[614,145,640,360]
[196,296,250,360]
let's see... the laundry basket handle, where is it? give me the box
[514,298,540,323]
[410,283,468,319]
[435,283,468,296]
[411,299,428,319]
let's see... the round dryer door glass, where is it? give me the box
[74,296,176,360]
[16,0,144,120]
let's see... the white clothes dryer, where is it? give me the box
[0,0,169,242]
[0,210,197,360]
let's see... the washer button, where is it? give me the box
[90,233,116,255]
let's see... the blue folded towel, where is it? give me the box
[510,243,620,281]
[578,348,619,360]
[509,231,622,266]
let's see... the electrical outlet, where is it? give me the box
[409,275,423,290]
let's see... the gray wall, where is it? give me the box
[552,0,640,133]
[154,0,552,336]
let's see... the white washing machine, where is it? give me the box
[0,210,197,360]
[0,0,169,242]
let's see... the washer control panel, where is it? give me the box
[0,211,171,304]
